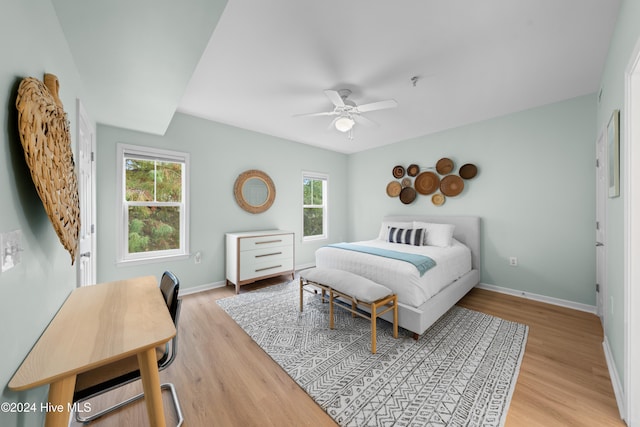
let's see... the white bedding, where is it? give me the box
[315,238,472,308]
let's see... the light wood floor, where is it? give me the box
[71,276,625,427]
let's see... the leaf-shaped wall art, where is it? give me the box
[15,74,80,264]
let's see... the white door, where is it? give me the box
[76,100,96,287]
[595,129,607,324]
[625,39,640,425]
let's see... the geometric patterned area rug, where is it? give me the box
[217,281,528,427]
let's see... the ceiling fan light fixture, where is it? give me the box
[335,116,355,132]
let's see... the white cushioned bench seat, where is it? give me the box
[302,267,393,303]
[299,267,398,354]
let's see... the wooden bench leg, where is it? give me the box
[393,296,398,339]
[329,289,334,330]
[299,277,303,312]
[371,302,377,354]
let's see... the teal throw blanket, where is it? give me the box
[327,243,436,276]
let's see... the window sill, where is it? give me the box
[302,236,328,243]
[117,253,190,267]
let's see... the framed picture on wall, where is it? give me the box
[608,109,620,198]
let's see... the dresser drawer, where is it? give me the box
[239,233,293,251]
[239,257,294,281]
[240,245,293,266]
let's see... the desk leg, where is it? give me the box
[44,374,76,427]
[138,348,167,427]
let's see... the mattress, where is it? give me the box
[315,238,472,308]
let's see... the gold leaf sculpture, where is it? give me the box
[16,74,80,264]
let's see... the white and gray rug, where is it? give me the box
[217,281,528,427]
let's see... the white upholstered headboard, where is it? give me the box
[381,215,481,274]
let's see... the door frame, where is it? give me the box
[595,128,607,324]
[624,37,640,427]
[76,99,97,286]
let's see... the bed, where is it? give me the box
[315,215,481,336]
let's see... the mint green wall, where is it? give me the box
[96,113,348,287]
[596,0,640,391]
[348,95,596,305]
[0,1,88,426]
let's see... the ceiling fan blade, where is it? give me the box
[356,99,398,113]
[324,90,345,107]
[354,114,377,127]
[292,111,336,118]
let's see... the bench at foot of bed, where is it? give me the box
[299,267,398,354]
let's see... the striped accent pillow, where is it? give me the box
[388,227,426,246]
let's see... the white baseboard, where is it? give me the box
[179,280,226,296]
[296,262,316,271]
[183,278,600,315]
[476,283,597,314]
[602,336,626,419]
[178,264,316,297]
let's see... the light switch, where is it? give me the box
[1,229,23,272]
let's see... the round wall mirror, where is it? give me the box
[233,169,276,214]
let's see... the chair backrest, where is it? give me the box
[160,271,180,323]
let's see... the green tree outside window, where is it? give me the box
[303,176,327,238]
[125,158,183,253]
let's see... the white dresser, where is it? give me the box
[225,230,295,293]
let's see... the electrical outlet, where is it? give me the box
[509,256,518,266]
[1,230,23,272]
[194,251,202,264]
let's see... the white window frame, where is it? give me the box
[117,143,190,265]
[302,171,328,242]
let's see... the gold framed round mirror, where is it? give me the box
[233,169,276,214]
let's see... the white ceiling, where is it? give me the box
[51,0,228,135]
[54,0,621,154]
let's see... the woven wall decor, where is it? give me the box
[16,74,80,264]
[387,159,478,206]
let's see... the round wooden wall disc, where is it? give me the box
[392,165,405,178]
[459,163,478,179]
[440,175,464,196]
[436,157,454,175]
[386,181,402,197]
[399,186,416,204]
[432,193,445,206]
[415,171,440,195]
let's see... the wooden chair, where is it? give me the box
[72,271,184,425]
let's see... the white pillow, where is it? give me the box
[413,221,455,247]
[377,221,412,240]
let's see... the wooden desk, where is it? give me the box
[8,276,176,427]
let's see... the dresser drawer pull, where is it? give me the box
[255,252,282,258]
[255,239,282,245]
[255,265,282,272]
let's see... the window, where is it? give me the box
[117,144,189,263]
[303,172,328,240]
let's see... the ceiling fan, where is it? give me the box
[294,89,398,139]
